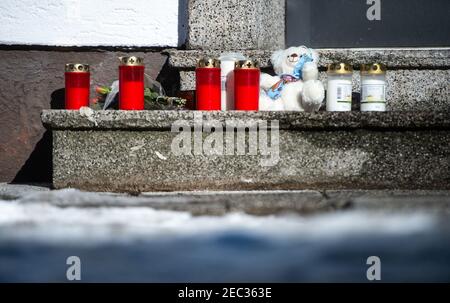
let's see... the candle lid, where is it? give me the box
[119,56,144,66]
[235,59,259,69]
[197,58,220,68]
[327,62,353,74]
[361,63,387,75]
[219,52,246,62]
[65,63,90,72]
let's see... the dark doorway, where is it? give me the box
[286,0,450,48]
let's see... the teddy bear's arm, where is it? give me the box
[260,73,281,91]
[302,62,319,81]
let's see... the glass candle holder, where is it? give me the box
[196,58,221,110]
[234,60,260,111]
[360,63,387,112]
[326,62,353,112]
[119,56,145,110]
[65,63,90,110]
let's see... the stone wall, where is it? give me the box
[187,0,285,50]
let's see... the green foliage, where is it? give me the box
[91,86,186,110]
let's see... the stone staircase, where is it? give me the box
[41,0,450,193]
[166,48,450,111]
[41,46,450,193]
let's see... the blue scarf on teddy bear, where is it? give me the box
[267,51,314,100]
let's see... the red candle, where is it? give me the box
[65,63,90,110]
[196,58,221,110]
[119,56,145,110]
[234,60,260,111]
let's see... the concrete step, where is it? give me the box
[2,183,450,216]
[42,110,450,192]
[166,48,450,69]
[166,48,450,111]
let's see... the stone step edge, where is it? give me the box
[9,187,450,216]
[164,48,450,69]
[41,110,450,131]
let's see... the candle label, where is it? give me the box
[336,83,352,103]
[326,80,352,111]
[362,84,386,103]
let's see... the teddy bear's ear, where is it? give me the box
[270,50,286,75]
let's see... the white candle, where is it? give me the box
[219,52,246,111]
[361,64,387,112]
[326,63,353,111]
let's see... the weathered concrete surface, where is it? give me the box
[2,183,449,216]
[186,0,285,50]
[324,190,450,214]
[43,111,450,192]
[50,129,450,192]
[16,188,335,216]
[0,183,50,200]
[167,49,275,68]
[42,110,450,130]
[0,49,167,183]
[167,48,450,69]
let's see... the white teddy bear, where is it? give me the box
[260,46,325,111]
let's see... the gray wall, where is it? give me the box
[0,48,168,183]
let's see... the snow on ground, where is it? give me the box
[0,199,437,244]
[0,188,449,282]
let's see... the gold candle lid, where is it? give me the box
[197,58,220,68]
[235,59,259,69]
[327,62,353,74]
[361,63,387,75]
[119,56,144,66]
[65,63,90,72]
